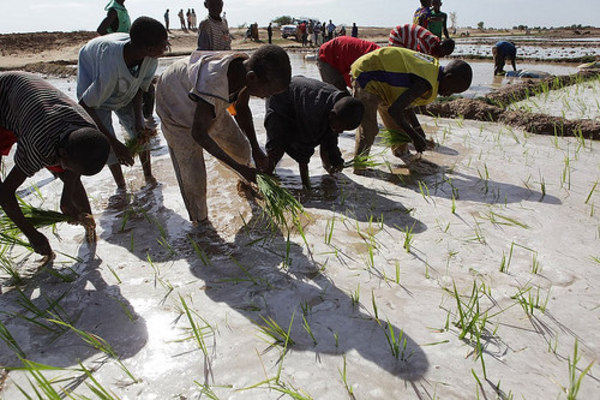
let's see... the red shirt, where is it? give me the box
[389,24,440,55]
[318,36,380,87]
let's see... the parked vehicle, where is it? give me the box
[281,24,297,39]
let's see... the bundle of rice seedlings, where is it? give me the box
[256,173,304,231]
[379,128,412,148]
[343,152,383,169]
[0,200,74,248]
[124,128,156,156]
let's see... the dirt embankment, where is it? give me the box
[419,71,600,140]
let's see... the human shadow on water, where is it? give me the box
[275,170,427,235]
[0,241,147,376]
[184,206,430,381]
[360,162,561,206]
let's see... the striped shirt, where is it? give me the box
[197,17,232,50]
[388,24,440,55]
[0,72,96,177]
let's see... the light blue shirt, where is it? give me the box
[77,33,157,110]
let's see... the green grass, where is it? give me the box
[563,339,595,400]
[256,313,296,348]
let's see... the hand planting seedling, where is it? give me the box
[256,173,304,233]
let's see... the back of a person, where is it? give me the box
[428,9,446,38]
[495,41,516,57]
[389,24,439,55]
[351,47,440,106]
[198,16,231,50]
[413,6,431,28]
[319,36,380,75]
[105,0,131,33]
[77,33,158,110]
[268,76,346,144]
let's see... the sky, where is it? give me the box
[1,0,598,34]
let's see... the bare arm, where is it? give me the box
[97,9,117,36]
[387,75,431,152]
[233,88,269,171]
[192,99,257,183]
[57,170,96,242]
[79,99,134,166]
[0,165,52,255]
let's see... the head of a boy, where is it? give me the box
[438,60,472,96]
[130,17,169,58]
[244,45,291,98]
[432,0,442,11]
[204,0,223,19]
[58,128,110,176]
[329,97,364,134]
[421,0,432,7]
[432,39,455,58]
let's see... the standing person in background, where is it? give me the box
[317,36,380,91]
[191,9,197,31]
[97,0,131,35]
[413,0,432,29]
[267,22,273,44]
[197,0,231,50]
[299,21,308,47]
[351,22,358,37]
[178,9,187,32]
[77,17,169,191]
[492,41,517,75]
[326,20,336,42]
[313,21,321,46]
[389,24,455,58]
[307,20,314,46]
[321,21,327,44]
[186,9,192,31]
[338,25,346,36]
[428,0,449,39]
[164,9,170,32]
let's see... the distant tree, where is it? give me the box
[477,21,485,30]
[272,16,293,26]
[449,11,457,29]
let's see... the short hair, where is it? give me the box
[130,17,168,48]
[446,60,473,93]
[333,96,364,129]
[247,45,292,88]
[441,39,455,55]
[65,128,110,175]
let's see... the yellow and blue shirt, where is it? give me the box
[351,47,441,107]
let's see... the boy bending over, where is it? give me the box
[265,76,364,190]
[0,72,110,256]
[351,47,472,169]
[156,45,291,224]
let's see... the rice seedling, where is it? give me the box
[0,199,73,231]
[394,260,400,284]
[531,253,542,274]
[12,289,73,334]
[178,295,214,357]
[256,173,304,233]
[0,246,24,284]
[333,331,339,347]
[380,319,411,360]
[194,382,222,400]
[256,312,295,348]
[378,128,412,148]
[480,210,529,229]
[187,235,211,266]
[371,290,379,322]
[338,355,356,399]
[106,265,122,284]
[585,181,598,205]
[324,216,335,245]
[417,180,431,202]
[343,151,382,169]
[301,315,317,345]
[300,301,312,316]
[47,319,138,383]
[398,224,415,253]
[0,320,26,358]
[562,155,572,190]
[561,339,595,400]
[13,359,67,400]
[350,284,360,308]
[512,284,550,315]
[499,242,515,274]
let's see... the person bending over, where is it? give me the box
[265,76,364,190]
[350,47,472,169]
[78,17,168,191]
[389,24,454,58]
[0,72,110,256]
[156,45,291,224]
